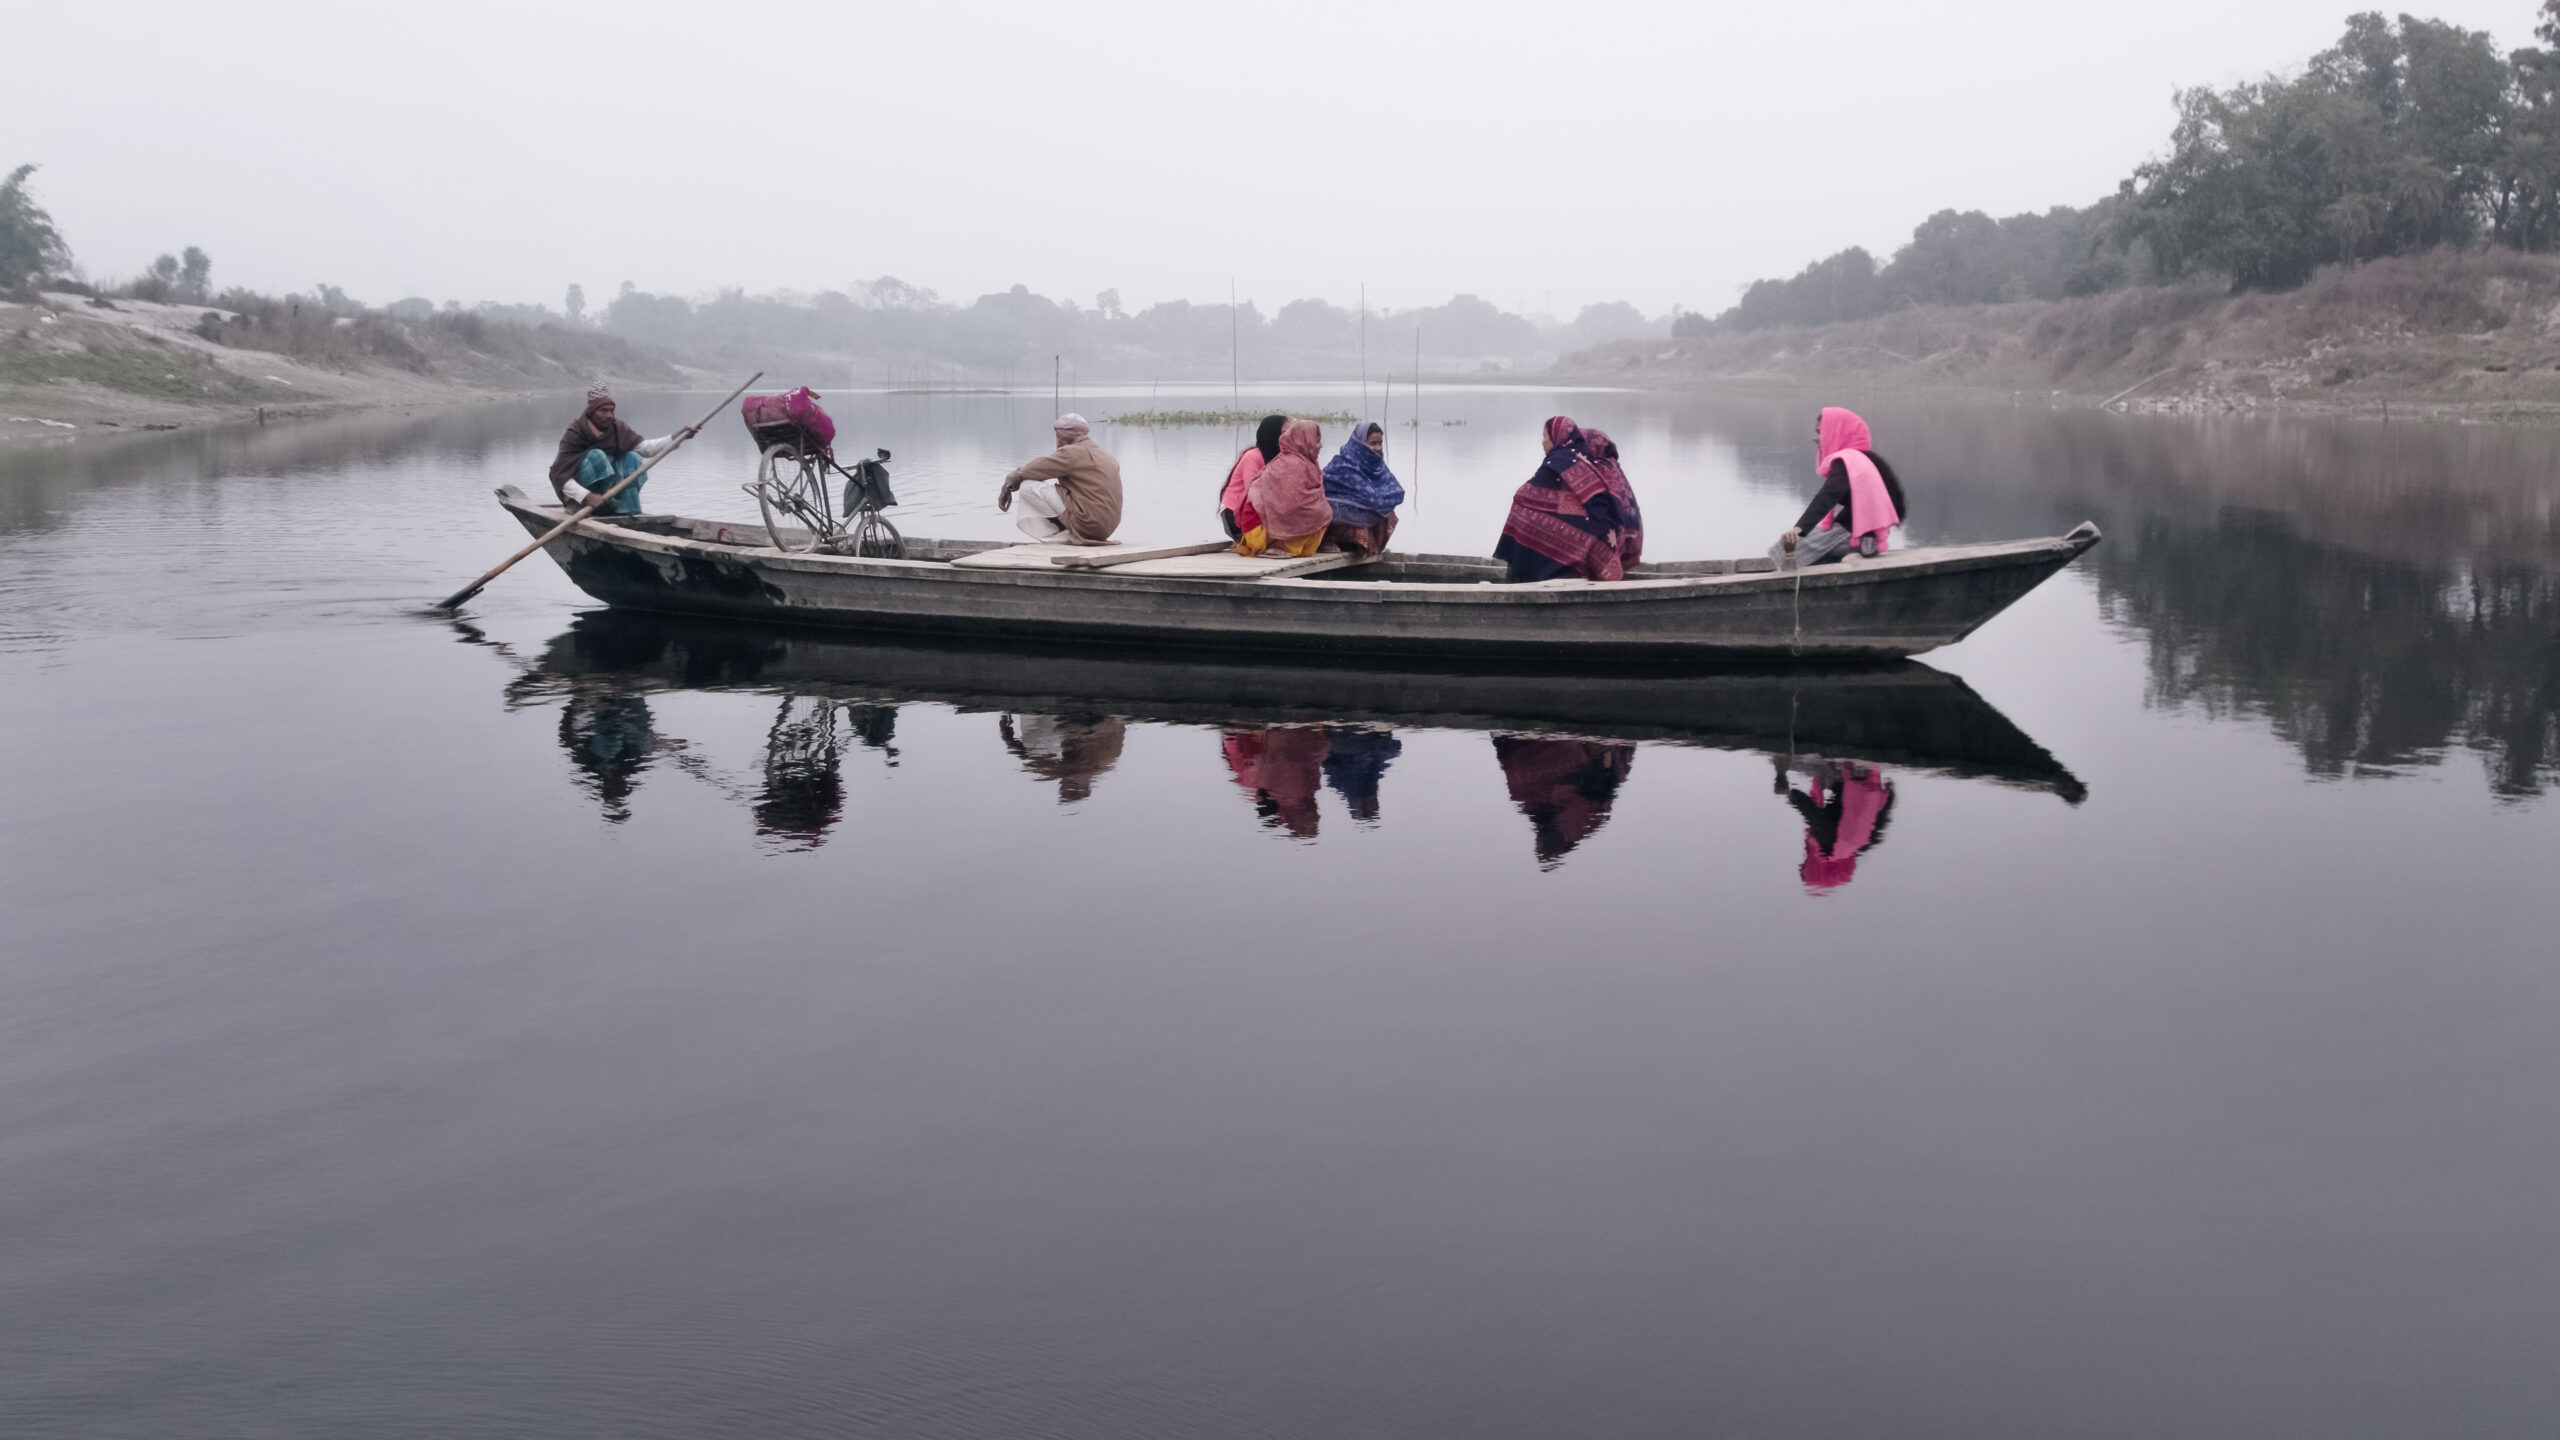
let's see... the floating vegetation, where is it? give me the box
[1106,408,1355,428]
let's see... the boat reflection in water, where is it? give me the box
[497,611,2086,866]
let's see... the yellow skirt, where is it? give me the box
[1234,526,1324,559]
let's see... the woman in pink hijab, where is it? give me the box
[1775,406,1906,567]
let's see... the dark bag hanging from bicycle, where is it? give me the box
[843,450,897,515]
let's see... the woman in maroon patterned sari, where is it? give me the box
[1580,427,1642,570]
[1493,416,1630,582]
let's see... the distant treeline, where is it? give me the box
[1687,203,2144,334]
[8,158,1667,380]
[590,280,1666,379]
[1692,4,2560,332]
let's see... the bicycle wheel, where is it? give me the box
[757,443,828,551]
[845,508,903,559]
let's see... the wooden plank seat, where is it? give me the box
[949,541,1121,570]
[952,540,1377,581]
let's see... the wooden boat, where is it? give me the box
[506,609,2088,802]
[495,486,2100,662]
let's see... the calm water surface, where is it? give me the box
[2,384,2555,1438]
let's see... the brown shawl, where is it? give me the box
[550,404,647,489]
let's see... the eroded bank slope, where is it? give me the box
[1562,251,2560,416]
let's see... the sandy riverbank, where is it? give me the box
[0,292,693,444]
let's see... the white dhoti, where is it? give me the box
[1012,479,1068,539]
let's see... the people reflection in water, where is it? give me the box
[1778,759,1897,892]
[1321,727,1402,824]
[1492,734,1635,867]
[558,689,657,823]
[998,711,1127,803]
[1221,724,1405,837]
[1222,726,1330,837]
[548,674,900,849]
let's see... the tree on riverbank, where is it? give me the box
[1,165,71,298]
[2118,12,2523,288]
[1702,202,2145,334]
[1711,4,2560,328]
[138,247,213,302]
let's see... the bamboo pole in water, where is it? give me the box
[1413,327,1422,509]
[2102,366,2176,410]
[435,373,760,611]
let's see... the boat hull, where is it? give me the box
[498,488,2099,662]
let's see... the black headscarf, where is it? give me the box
[1255,414,1286,463]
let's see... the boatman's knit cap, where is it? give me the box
[1054,412,1089,439]
[586,382,613,404]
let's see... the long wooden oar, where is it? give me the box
[436,373,762,611]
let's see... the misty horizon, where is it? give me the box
[7,0,2536,318]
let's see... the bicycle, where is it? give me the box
[744,429,903,558]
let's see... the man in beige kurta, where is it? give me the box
[998,413,1123,544]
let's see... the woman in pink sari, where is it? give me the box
[1236,420,1331,558]
[1776,406,1905,567]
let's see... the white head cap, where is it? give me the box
[1054,412,1090,439]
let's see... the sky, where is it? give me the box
[6,0,2542,318]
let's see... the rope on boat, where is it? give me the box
[1790,563,1805,657]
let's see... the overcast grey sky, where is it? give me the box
[8,0,2538,317]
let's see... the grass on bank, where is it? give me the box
[0,316,272,403]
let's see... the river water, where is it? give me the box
[2,384,2555,1438]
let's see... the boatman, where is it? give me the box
[997,413,1123,544]
[549,384,697,515]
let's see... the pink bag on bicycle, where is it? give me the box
[740,387,837,457]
